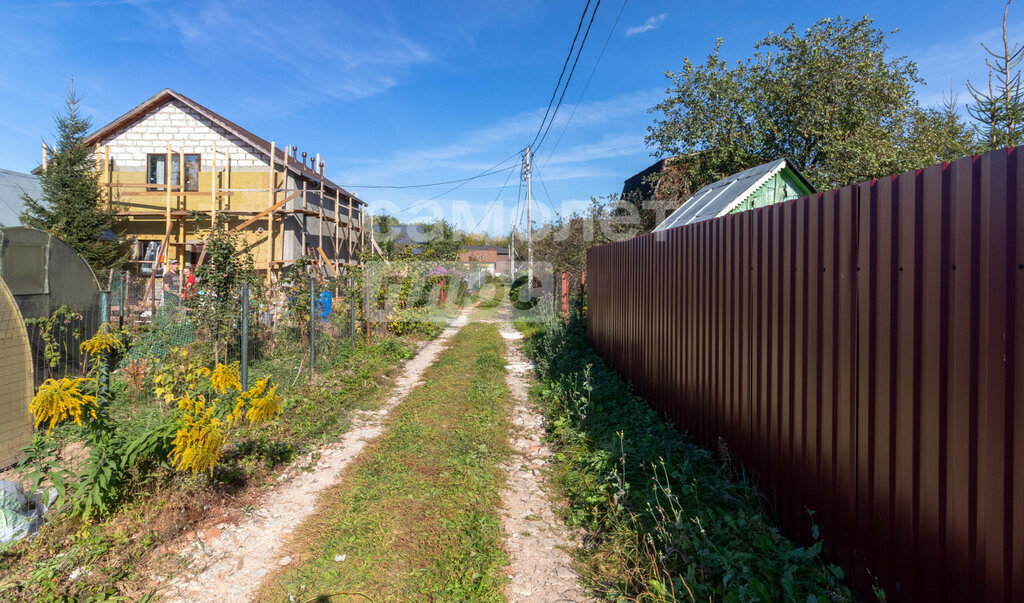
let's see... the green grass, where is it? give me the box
[521,311,855,601]
[259,323,512,602]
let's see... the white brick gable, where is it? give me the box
[100,100,268,171]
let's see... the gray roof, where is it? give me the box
[0,169,40,228]
[653,159,802,232]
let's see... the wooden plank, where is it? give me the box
[230,191,301,233]
[347,196,354,264]
[211,141,217,227]
[127,190,234,197]
[317,154,324,253]
[143,221,176,307]
[335,191,341,273]
[225,147,231,210]
[165,143,171,267]
[267,141,276,280]
[178,147,185,283]
[101,182,181,189]
[104,145,110,211]
[318,247,339,278]
[301,178,308,257]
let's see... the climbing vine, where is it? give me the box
[24,305,83,374]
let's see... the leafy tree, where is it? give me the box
[533,196,634,277]
[967,1,1024,150]
[646,16,977,192]
[420,218,463,261]
[373,211,400,260]
[21,82,125,272]
[190,225,260,362]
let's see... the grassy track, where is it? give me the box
[259,323,512,602]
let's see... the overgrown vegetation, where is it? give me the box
[519,308,855,601]
[260,323,511,602]
[0,233,463,599]
[645,15,979,195]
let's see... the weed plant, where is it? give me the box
[522,305,855,601]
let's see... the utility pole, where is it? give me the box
[509,224,515,276]
[524,146,533,286]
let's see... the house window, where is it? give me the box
[147,153,200,191]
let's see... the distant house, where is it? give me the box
[32,88,365,279]
[653,158,815,232]
[457,245,511,275]
[0,169,40,228]
[621,157,674,201]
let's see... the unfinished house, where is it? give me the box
[78,89,364,280]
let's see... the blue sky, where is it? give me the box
[0,0,1020,235]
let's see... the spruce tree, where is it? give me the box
[967,1,1024,151]
[21,81,124,272]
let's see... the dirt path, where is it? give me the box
[498,318,591,602]
[153,310,470,602]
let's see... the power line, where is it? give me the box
[471,162,517,233]
[532,162,559,217]
[343,150,521,190]
[529,0,592,150]
[392,156,522,217]
[534,0,601,155]
[544,0,627,167]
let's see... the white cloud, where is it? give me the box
[337,88,660,187]
[132,1,433,106]
[625,13,666,37]
[910,19,1024,110]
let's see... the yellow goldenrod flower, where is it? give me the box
[211,362,242,394]
[79,323,123,358]
[30,377,98,432]
[169,394,225,475]
[237,376,283,427]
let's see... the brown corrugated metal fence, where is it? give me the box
[586,147,1023,601]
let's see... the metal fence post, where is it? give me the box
[348,276,355,350]
[309,274,316,379]
[99,289,110,404]
[119,271,127,329]
[240,283,249,392]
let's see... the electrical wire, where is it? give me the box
[471,162,517,233]
[337,152,520,189]
[529,0,593,151]
[392,158,521,217]
[543,0,627,167]
[532,162,560,216]
[534,0,601,155]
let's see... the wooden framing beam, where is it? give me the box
[334,191,341,274]
[211,141,217,228]
[165,143,172,269]
[317,247,339,278]
[347,196,354,265]
[317,154,323,253]
[104,145,111,211]
[230,191,301,233]
[143,221,176,308]
[301,178,307,257]
[266,141,275,280]
[178,147,185,286]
